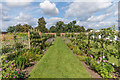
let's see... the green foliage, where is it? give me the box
[77,56,89,61]
[7,24,33,32]
[2,61,24,78]
[86,28,93,32]
[35,17,48,33]
[49,26,56,33]
[2,46,13,54]
[15,42,24,49]
[30,30,42,48]
[89,59,114,78]
[85,57,92,65]
[49,20,86,33]
[15,56,27,69]
[56,33,60,36]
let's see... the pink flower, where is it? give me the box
[0,68,2,71]
[5,60,7,63]
[99,57,102,59]
[7,43,10,45]
[13,76,15,78]
[14,67,16,69]
[11,63,13,65]
[5,76,7,78]
[16,69,19,71]
[7,74,9,75]
[17,72,19,74]
[97,61,99,64]
[103,60,106,62]
[90,55,93,58]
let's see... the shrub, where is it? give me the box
[2,61,24,78]
[6,53,16,61]
[89,59,114,78]
[85,57,92,65]
[15,42,24,49]
[77,56,88,61]
[56,33,60,36]
[2,46,13,54]
[15,55,27,69]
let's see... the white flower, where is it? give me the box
[103,56,105,58]
[112,63,115,65]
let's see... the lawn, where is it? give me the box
[29,37,91,78]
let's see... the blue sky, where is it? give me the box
[0,0,120,31]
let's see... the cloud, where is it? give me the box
[14,12,37,27]
[5,0,33,7]
[105,2,118,16]
[76,20,118,29]
[65,1,112,21]
[87,13,111,22]
[45,17,71,28]
[2,16,11,21]
[40,0,59,16]
[74,0,113,2]
[10,12,37,28]
[0,3,11,21]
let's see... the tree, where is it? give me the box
[49,26,56,33]
[55,21,65,33]
[6,24,33,32]
[80,26,85,32]
[86,28,93,32]
[7,26,15,32]
[35,17,48,33]
[22,24,33,32]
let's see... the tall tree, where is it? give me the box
[55,21,64,33]
[50,26,56,33]
[80,26,85,32]
[6,24,33,32]
[7,26,15,32]
[35,17,48,33]
[86,28,93,32]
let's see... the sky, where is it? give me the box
[0,0,120,31]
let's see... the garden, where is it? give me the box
[0,26,120,79]
[0,30,55,79]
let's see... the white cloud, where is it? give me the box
[87,13,111,22]
[45,17,71,28]
[40,0,59,16]
[14,12,37,27]
[114,11,118,16]
[74,0,113,2]
[2,16,11,21]
[65,1,112,20]
[1,12,38,31]
[105,2,118,16]
[5,0,33,7]
[76,20,118,29]
[0,3,11,21]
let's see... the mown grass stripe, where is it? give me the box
[29,37,91,78]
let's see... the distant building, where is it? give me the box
[1,32,8,34]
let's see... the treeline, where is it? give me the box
[50,21,86,33]
[7,17,93,33]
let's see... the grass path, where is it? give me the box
[29,37,91,78]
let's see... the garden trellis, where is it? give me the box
[28,30,56,49]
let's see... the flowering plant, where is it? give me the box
[1,60,24,78]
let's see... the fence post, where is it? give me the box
[28,31,31,49]
[39,32,42,40]
[87,32,90,54]
[55,33,56,37]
